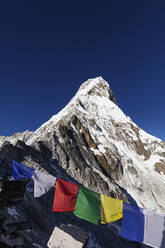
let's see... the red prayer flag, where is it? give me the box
[52,178,79,212]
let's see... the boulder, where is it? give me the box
[47,224,89,248]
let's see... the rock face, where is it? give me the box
[0,76,165,247]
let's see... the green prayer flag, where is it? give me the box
[74,186,100,225]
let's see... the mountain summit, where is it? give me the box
[0,77,165,247]
[27,76,165,212]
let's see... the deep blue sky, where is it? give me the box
[0,1,165,141]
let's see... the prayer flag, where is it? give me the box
[74,186,100,225]
[120,202,144,242]
[32,170,56,197]
[0,180,28,207]
[101,194,123,224]
[12,161,35,180]
[143,210,165,248]
[52,178,78,212]
[2,180,28,199]
[0,159,11,179]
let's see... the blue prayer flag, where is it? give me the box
[12,161,35,180]
[120,202,144,242]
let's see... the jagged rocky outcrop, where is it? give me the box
[0,77,165,247]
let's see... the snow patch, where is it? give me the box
[32,243,44,248]
[7,207,19,220]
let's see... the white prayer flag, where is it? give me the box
[32,170,56,197]
[143,210,165,248]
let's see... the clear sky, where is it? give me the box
[0,1,165,141]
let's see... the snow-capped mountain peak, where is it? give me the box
[25,77,165,214]
[0,77,165,247]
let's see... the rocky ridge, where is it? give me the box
[0,77,165,247]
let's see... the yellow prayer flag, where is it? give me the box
[101,194,123,224]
